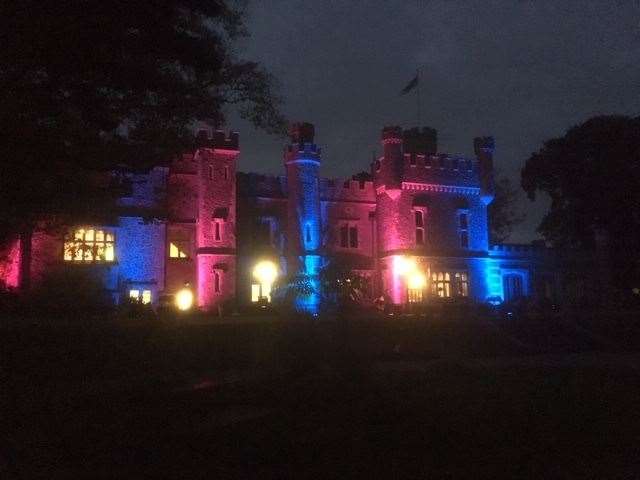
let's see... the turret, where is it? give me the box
[474,136,495,205]
[284,122,323,313]
[375,126,404,190]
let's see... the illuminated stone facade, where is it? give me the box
[0,124,557,310]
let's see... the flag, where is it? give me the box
[399,73,419,95]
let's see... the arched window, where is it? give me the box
[214,270,221,294]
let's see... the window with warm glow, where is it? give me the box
[64,229,115,262]
[129,289,152,304]
[431,272,451,297]
[430,271,468,298]
[169,242,189,258]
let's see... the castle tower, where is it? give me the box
[373,126,413,305]
[284,122,322,314]
[195,130,239,310]
[474,136,495,205]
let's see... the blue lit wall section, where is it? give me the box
[116,217,166,304]
[468,258,503,303]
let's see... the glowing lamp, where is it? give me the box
[253,260,278,284]
[175,288,194,311]
[407,272,427,290]
[393,256,417,277]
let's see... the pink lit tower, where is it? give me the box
[284,122,322,314]
[195,130,239,310]
[373,126,415,305]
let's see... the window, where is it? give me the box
[129,289,152,304]
[305,224,312,244]
[214,221,222,242]
[453,272,469,297]
[64,228,115,262]
[408,288,424,303]
[415,210,425,245]
[339,224,358,248]
[340,225,349,247]
[459,231,469,249]
[349,226,358,248]
[431,271,468,298]
[208,164,213,180]
[214,271,221,294]
[169,242,189,258]
[224,166,229,180]
[458,211,469,249]
[431,272,451,297]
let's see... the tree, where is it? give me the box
[0,1,286,243]
[521,115,640,289]
[488,175,524,244]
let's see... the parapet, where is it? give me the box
[196,129,239,151]
[474,136,494,156]
[289,122,315,144]
[381,126,403,144]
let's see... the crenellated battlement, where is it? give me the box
[196,129,240,151]
[285,143,322,155]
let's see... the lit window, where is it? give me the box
[142,290,151,304]
[430,271,468,298]
[454,272,469,297]
[64,228,115,263]
[129,289,152,304]
[431,272,451,297]
[169,242,189,258]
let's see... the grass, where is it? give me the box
[3,311,640,478]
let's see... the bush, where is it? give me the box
[29,266,113,317]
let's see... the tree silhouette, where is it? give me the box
[488,175,524,244]
[0,1,286,243]
[521,115,640,290]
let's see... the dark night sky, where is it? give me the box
[228,0,640,242]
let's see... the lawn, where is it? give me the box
[3,312,640,478]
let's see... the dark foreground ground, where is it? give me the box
[3,311,640,478]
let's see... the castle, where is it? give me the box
[0,123,557,313]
